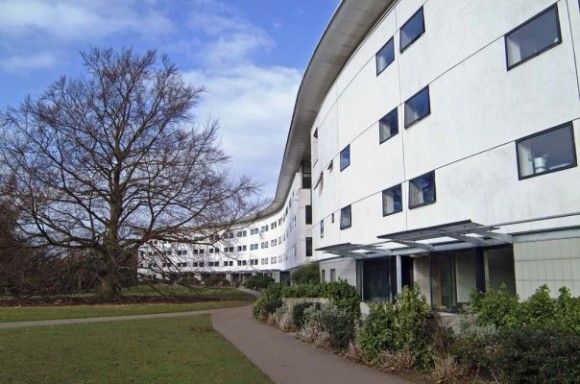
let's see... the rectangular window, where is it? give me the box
[305,205,312,224]
[340,145,350,171]
[409,171,436,209]
[320,219,325,238]
[400,7,425,52]
[340,205,352,230]
[306,237,313,256]
[330,269,336,283]
[405,86,430,128]
[516,123,576,179]
[382,184,403,216]
[505,5,561,70]
[376,38,395,75]
[379,108,399,143]
[321,270,326,283]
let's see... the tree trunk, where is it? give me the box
[97,258,118,300]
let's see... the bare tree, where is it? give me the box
[0,48,259,299]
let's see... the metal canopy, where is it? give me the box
[377,220,513,250]
[315,221,513,261]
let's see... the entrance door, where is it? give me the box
[430,254,457,310]
[362,257,396,302]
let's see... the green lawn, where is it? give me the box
[0,315,272,384]
[0,300,250,323]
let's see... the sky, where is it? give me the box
[0,0,338,199]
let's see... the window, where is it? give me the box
[306,237,312,257]
[320,219,325,238]
[305,205,312,224]
[382,184,403,216]
[330,269,336,283]
[321,270,326,283]
[405,86,430,128]
[340,205,352,230]
[409,171,436,209]
[516,123,576,179]
[340,145,350,171]
[505,5,561,70]
[379,108,399,143]
[400,7,425,52]
[376,38,395,75]
[331,213,335,223]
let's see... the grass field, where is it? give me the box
[0,315,272,384]
[0,300,250,323]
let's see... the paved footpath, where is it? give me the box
[212,306,409,384]
[0,308,226,330]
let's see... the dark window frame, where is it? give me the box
[400,7,425,53]
[340,145,351,171]
[515,122,577,180]
[408,171,437,209]
[375,37,395,75]
[379,107,399,144]
[306,237,313,257]
[340,205,352,230]
[404,86,431,128]
[504,4,562,71]
[382,183,403,217]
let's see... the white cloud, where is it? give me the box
[0,52,57,71]
[0,0,173,40]
[184,64,301,198]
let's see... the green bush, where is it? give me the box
[320,304,355,349]
[495,328,580,384]
[303,304,323,328]
[291,302,318,328]
[358,285,436,370]
[281,281,360,319]
[469,284,580,333]
[203,276,230,287]
[291,263,320,285]
[452,324,501,375]
[252,284,282,319]
[245,274,275,291]
[469,284,519,328]
[358,302,397,361]
[323,280,360,318]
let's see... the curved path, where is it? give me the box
[0,308,228,330]
[212,306,409,384]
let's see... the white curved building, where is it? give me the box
[142,0,580,308]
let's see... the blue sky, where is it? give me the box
[0,0,338,199]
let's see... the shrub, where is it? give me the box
[358,285,436,370]
[245,274,275,291]
[291,302,318,328]
[303,303,323,328]
[203,276,230,287]
[495,328,580,384]
[358,302,397,362]
[323,280,360,318]
[320,304,355,349]
[469,284,519,329]
[469,284,580,333]
[452,323,501,376]
[252,284,282,320]
[281,281,360,319]
[291,263,320,285]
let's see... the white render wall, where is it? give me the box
[138,170,312,277]
[312,0,580,264]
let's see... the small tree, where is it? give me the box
[0,48,258,299]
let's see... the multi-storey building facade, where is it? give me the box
[309,0,580,309]
[138,165,312,284]
[142,0,580,310]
